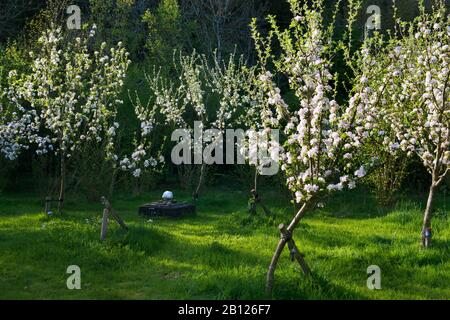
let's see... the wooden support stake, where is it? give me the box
[110,209,128,231]
[266,203,311,295]
[259,201,272,216]
[278,224,310,275]
[101,196,128,230]
[251,189,271,216]
[288,240,310,275]
[266,234,287,295]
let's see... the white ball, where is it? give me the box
[162,191,173,200]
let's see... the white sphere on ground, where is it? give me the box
[162,191,173,201]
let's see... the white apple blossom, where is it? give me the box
[354,166,366,178]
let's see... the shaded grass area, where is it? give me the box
[0,187,448,299]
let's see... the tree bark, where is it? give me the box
[282,224,311,275]
[254,165,258,194]
[193,162,206,201]
[248,167,258,215]
[101,196,128,231]
[422,182,436,247]
[251,189,271,216]
[110,209,128,231]
[108,168,118,200]
[422,183,435,229]
[266,202,310,294]
[266,234,287,295]
[250,166,271,215]
[58,153,65,215]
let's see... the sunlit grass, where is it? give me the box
[0,186,448,299]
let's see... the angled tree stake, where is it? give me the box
[250,189,271,216]
[266,203,311,295]
[100,196,128,241]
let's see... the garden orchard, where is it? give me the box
[0,0,448,293]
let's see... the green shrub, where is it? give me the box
[366,150,408,209]
[142,0,196,71]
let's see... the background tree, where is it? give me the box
[180,0,268,61]
[0,0,44,43]
[143,0,195,69]
[129,49,252,198]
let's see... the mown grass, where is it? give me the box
[0,186,448,299]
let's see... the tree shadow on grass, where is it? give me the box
[177,263,366,299]
[157,238,265,270]
[430,238,450,250]
[0,197,44,217]
[106,224,176,256]
[274,271,366,300]
[0,227,147,274]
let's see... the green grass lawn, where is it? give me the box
[0,186,449,299]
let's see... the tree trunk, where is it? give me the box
[250,166,271,215]
[254,166,258,194]
[422,182,436,247]
[133,176,141,196]
[58,153,65,215]
[110,209,128,231]
[101,196,128,231]
[283,224,311,275]
[248,167,259,215]
[108,168,118,200]
[193,163,206,201]
[266,235,288,295]
[266,202,310,294]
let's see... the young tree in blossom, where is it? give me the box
[127,52,206,196]
[251,0,380,293]
[118,73,167,184]
[236,55,279,213]
[1,26,130,212]
[130,50,252,199]
[364,2,449,246]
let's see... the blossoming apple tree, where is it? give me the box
[251,0,381,293]
[235,57,279,214]
[129,50,252,199]
[367,2,449,246]
[1,26,130,212]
